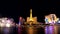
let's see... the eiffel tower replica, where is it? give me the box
[25,9,38,25]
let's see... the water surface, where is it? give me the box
[0,25,60,34]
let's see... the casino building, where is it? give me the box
[26,9,38,25]
[45,14,59,24]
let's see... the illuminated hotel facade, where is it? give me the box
[19,17,25,25]
[45,14,59,24]
[0,17,14,27]
[26,9,38,25]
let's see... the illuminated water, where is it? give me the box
[0,25,60,34]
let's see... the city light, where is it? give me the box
[0,17,15,27]
[0,23,5,27]
[45,26,55,34]
[26,9,38,25]
[58,21,60,23]
[6,23,10,27]
[45,14,59,24]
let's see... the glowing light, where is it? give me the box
[45,18,49,24]
[45,14,58,24]
[0,23,5,27]
[45,26,54,34]
[6,23,10,27]
[26,9,38,25]
[7,20,10,22]
[58,20,60,23]
[19,22,21,25]
[2,20,5,22]
[0,17,14,27]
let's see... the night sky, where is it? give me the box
[0,0,60,23]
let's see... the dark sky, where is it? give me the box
[0,0,60,23]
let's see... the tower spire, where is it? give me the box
[30,9,33,21]
[30,9,32,18]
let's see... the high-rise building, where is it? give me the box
[45,14,59,24]
[26,9,37,25]
[19,17,25,25]
[0,17,14,27]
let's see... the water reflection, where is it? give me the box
[1,25,60,34]
[0,27,16,34]
[45,25,58,34]
[18,27,22,34]
[3,27,11,34]
[26,26,36,34]
[21,26,45,34]
[45,26,54,34]
[54,25,58,34]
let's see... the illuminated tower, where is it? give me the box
[30,9,33,21]
[26,9,38,25]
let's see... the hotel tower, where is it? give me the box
[26,9,37,25]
